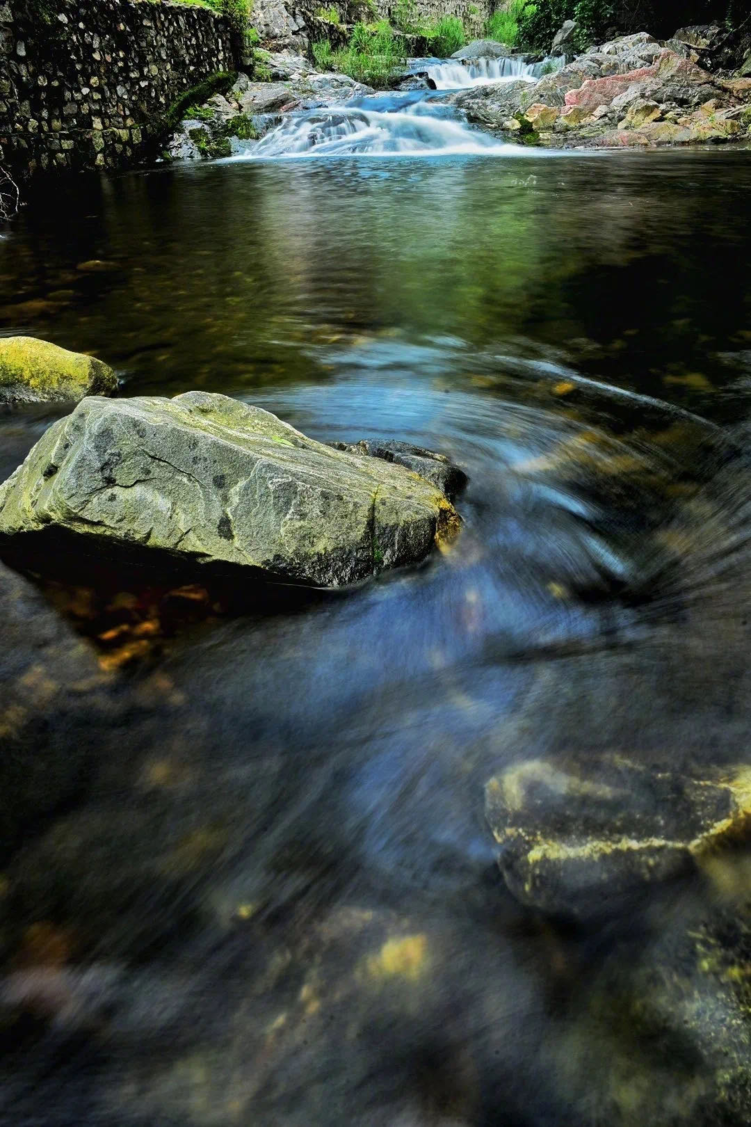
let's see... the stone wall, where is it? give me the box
[0,0,235,175]
[252,0,493,52]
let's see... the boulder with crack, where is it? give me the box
[0,392,460,587]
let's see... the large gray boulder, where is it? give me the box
[449,78,533,128]
[551,19,576,56]
[451,39,511,60]
[0,392,459,587]
[237,82,296,113]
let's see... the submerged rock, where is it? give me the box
[0,337,117,406]
[485,754,751,917]
[0,393,459,587]
[0,561,110,857]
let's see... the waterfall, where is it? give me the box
[234,103,516,158]
[427,55,563,90]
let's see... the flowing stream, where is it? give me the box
[243,98,515,157]
[235,56,562,159]
[1,107,751,1127]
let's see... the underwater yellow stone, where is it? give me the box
[366,934,428,981]
[486,757,751,918]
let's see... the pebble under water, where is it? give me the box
[2,148,751,1126]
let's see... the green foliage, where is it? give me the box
[313,39,335,69]
[246,26,261,46]
[188,128,232,158]
[253,59,273,80]
[426,15,465,58]
[184,103,217,120]
[316,5,341,22]
[216,0,251,23]
[515,0,743,51]
[486,0,537,47]
[324,20,406,88]
[226,114,258,139]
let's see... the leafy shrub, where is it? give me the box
[226,114,258,139]
[184,103,217,120]
[515,0,742,51]
[333,20,406,87]
[313,39,335,69]
[486,0,538,47]
[427,15,465,57]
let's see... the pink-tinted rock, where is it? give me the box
[564,50,717,112]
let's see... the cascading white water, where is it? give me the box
[235,102,516,159]
[226,55,568,161]
[428,55,563,90]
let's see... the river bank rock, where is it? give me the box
[551,20,576,56]
[0,392,459,587]
[485,754,751,918]
[0,338,117,407]
[452,34,751,149]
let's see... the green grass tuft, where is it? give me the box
[485,0,537,46]
[317,20,406,89]
[426,15,465,57]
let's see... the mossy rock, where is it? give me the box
[188,128,232,159]
[225,113,258,141]
[0,337,117,406]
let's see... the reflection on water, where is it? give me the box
[1,150,751,1126]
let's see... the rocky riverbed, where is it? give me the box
[167,29,751,157]
[4,104,751,1125]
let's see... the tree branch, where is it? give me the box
[0,164,19,223]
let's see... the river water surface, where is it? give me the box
[2,143,751,1126]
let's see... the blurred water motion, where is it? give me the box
[1,150,751,1126]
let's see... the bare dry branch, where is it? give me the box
[0,164,19,223]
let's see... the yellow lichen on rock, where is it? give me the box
[0,337,117,405]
